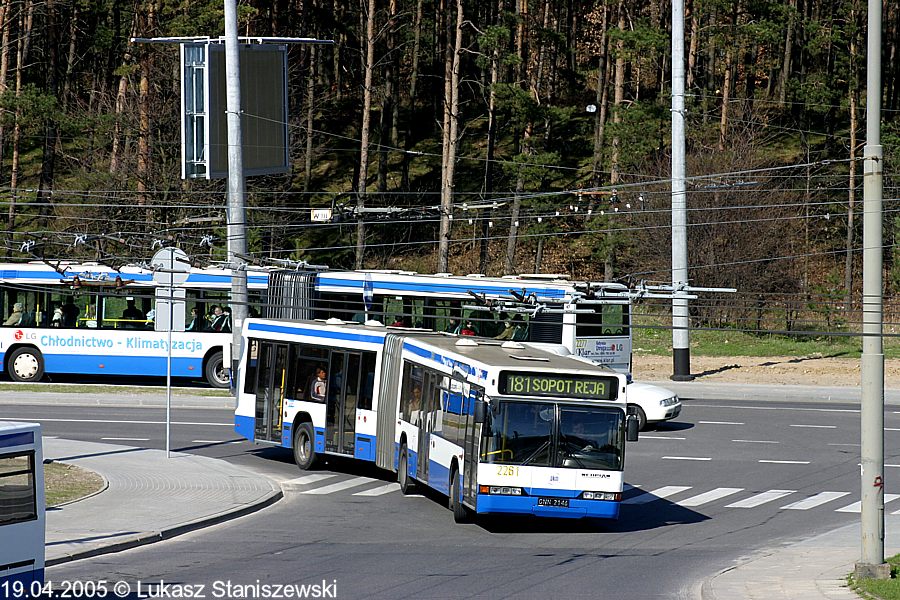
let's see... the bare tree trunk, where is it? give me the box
[62,2,78,108]
[0,0,14,185]
[137,2,155,219]
[591,5,609,188]
[605,0,625,281]
[686,0,698,89]
[504,0,529,275]
[110,8,139,174]
[778,0,796,105]
[8,0,34,237]
[377,0,398,194]
[37,0,60,224]
[437,0,462,273]
[355,0,376,269]
[479,0,503,274]
[304,44,316,189]
[401,0,423,190]
[844,0,859,307]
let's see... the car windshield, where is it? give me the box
[481,400,624,470]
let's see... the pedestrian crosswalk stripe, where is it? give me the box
[283,473,338,486]
[676,488,743,507]
[353,483,400,496]
[837,493,900,513]
[302,476,377,495]
[725,489,795,508]
[781,491,849,510]
[622,485,691,504]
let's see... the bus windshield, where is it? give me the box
[481,401,624,470]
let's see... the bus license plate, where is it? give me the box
[537,497,569,508]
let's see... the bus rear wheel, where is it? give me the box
[398,443,416,495]
[7,347,44,383]
[292,422,318,470]
[204,351,229,388]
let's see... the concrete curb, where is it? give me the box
[645,380,900,406]
[46,487,283,566]
[0,393,234,409]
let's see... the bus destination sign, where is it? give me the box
[499,372,616,401]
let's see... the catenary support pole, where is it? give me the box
[224,0,248,380]
[856,0,887,580]
[670,0,693,381]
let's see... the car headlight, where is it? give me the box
[659,396,680,407]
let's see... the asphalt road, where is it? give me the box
[10,397,890,599]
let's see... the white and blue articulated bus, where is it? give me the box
[0,261,270,387]
[265,269,681,430]
[235,318,637,522]
[0,421,44,596]
[267,269,634,374]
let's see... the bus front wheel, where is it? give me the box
[398,443,416,495]
[7,347,44,383]
[450,465,468,523]
[204,351,229,388]
[292,422,318,470]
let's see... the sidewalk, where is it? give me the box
[699,515,900,600]
[43,437,281,565]
[642,378,897,600]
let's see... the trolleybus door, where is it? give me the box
[254,341,288,443]
[462,386,483,504]
[416,371,438,482]
[325,351,360,455]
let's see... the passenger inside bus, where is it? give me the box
[459,320,477,336]
[185,307,205,331]
[121,298,143,327]
[61,297,79,327]
[308,366,327,402]
[3,302,23,326]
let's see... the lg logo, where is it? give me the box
[14,330,22,340]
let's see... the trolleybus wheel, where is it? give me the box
[398,443,416,495]
[628,405,647,431]
[450,466,468,523]
[204,351,229,388]
[293,422,318,470]
[7,347,44,382]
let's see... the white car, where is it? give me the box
[626,381,682,430]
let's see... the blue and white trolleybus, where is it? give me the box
[235,317,637,521]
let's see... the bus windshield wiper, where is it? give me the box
[559,438,587,468]
[521,440,551,466]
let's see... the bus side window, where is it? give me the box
[358,353,376,410]
[243,339,259,395]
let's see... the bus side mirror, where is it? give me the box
[626,415,639,442]
[474,401,486,424]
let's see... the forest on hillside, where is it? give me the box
[0,0,899,330]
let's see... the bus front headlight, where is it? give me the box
[582,491,621,501]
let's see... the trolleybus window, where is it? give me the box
[482,401,554,466]
[0,451,37,525]
[558,407,624,470]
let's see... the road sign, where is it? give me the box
[155,288,186,332]
[151,247,191,287]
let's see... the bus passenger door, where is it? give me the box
[254,341,288,443]
[462,386,483,505]
[325,351,358,455]
[417,372,437,481]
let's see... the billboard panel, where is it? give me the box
[181,42,289,179]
